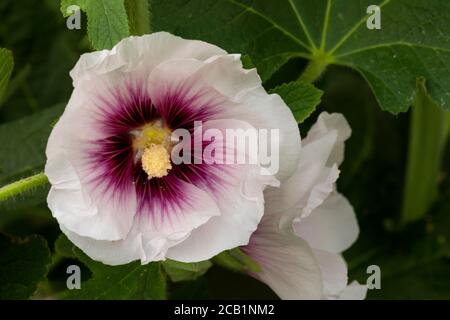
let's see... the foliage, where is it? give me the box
[55,235,167,299]
[0,233,51,299]
[61,0,130,50]
[152,0,450,114]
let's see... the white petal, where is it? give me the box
[265,164,340,230]
[304,112,351,167]
[46,137,136,241]
[242,217,323,300]
[188,54,301,181]
[264,112,351,223]
[338,281,367,300]
[199,54,262,102]
[294,193,359,253]
[145,53,301,181]
[70,32,226,87]
[61,179,221,265]
[61,224,145,266]
[229,90,302,181]
[136,177,221,241]
[313,250,348,298]
[45,81,139,241]
[167,119,278,262]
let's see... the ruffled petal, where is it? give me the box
[167,119,278,262]
[70,32,226,87]
[294,193,359,254]
[264,112,351,222]
[241,217,323,300]
[304,112,351,167]
[61,179,221,265]
[202,55,301,181]
[46,112,137,241]
[313,250,348,299]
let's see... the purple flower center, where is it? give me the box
[85,82,229,217]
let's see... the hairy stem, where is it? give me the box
[0,172,48,202]
[125,0,151,35]
[299,50,333,84]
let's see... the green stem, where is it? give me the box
[401,78,446,225]
[0,172,48,202]
[212,248,262,274]
[298,50,333,84]
[125,0,151,36]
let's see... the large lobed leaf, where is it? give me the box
[151,0,450,114]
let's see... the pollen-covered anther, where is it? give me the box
[141,143,172,179]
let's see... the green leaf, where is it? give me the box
[151,0,450,114]
[241,54,255,70]
[0,48,14,104]
[125,0,151,36]
[163,260,212,282]
[0,233,51,299]
[270,81,323,123]
[61,0,130,50]
[55,235,167,299]
[60,0,87,16]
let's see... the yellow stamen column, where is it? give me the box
[141,143,172,179]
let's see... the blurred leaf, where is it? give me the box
[0,233,51,299]
[169,277,209,299]
[0,48,13,105]
[163,260,212,283]
[0,104,64,210]
[270,81,323,123]
[55,235,167,299]
[0,104,64,184]
[0,65,30,110]
[0,0,83,121]
[152,0,450,114]
[362,238,450,299]
[348,192,450,299]
[61,0,129,50]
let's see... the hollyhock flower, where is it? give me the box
[242,112,367,300]
[45,32,301,265]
